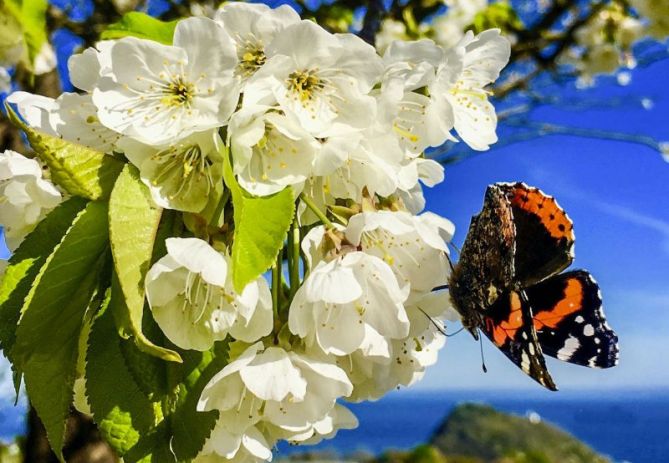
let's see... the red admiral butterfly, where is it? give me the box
[448,182,619,390]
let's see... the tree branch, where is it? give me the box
[359,0,386,46]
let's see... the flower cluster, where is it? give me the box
[562,3,644,86]
[3,2,510,462]
[0,150,61,251]
[555,0,669,86]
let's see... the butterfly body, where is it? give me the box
[448,182,619,390]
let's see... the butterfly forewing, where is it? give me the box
[526,270,619,368]
[497,183,575,287]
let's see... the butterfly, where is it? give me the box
[448,182,619,390]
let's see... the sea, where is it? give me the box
[278,389,669,463]
[0,389,666,462]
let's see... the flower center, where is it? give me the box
[238,43,266,77]
[151,143,215,199]
[287,70,323,102]
[449,80,493,100]
[161,76,195,107]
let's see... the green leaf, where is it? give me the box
[0,197,87,365]
[109,164,181,363]
[89,303,229,462]
[168,343,228,460]
[13,201,110,460]
[101,12,178,45]
[125,422,177,463]
[472,1,524,34]
[87,295,162,458]
[119,317,170,400]
[223,147,295,292]
[5,104,125,201]
[4,0,48,70]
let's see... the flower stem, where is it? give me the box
[272,259,281,320]
[209,189,230,228]
[299,194,334,229]
[288,218,301,298]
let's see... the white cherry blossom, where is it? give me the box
[396,157,445,213]
[0,150,61,251]
[67,41,113,92]
[383,30,510,153]
[345,210,454,294]
[229,106,319,196]
[289,403,358,445]
[198,342,353,460]
[244,20,383,137]
[93,17,240,145]
[118,130,224,212]
[289,252,410,357]
[434,29,511,150]
[214,2,300,82]
[8,91,120,153]
[307,129,406,206]
[146,238,272,351]
[198,421,274,463]
[341,290,456,402]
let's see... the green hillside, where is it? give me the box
[285,403,610,463]
[427,403,609,463]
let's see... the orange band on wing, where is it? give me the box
[508,187,574,241]
[533,278,583,330]
[487,292,524,346]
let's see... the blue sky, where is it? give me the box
[418,58,669,392]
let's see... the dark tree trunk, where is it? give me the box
[23,407,117,463]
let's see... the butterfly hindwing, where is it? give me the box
[526,270,619,368]
[497,183,575,287]
[481,290,557,390]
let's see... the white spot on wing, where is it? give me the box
[557,336,580,360]
[521,351,531,372]
[583,324,595,336]
[575,316,584,323]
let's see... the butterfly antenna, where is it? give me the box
[448,242,462,256]
[417,307,466,337]
[479,332,488,373]
[416,306,447,335]
[446,326,465,337]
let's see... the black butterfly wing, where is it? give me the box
[497,182,575,287]
[526,270,619,368]
[481,290,557,390]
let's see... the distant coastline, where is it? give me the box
[279,388,669,463]
[1,388,667,461]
